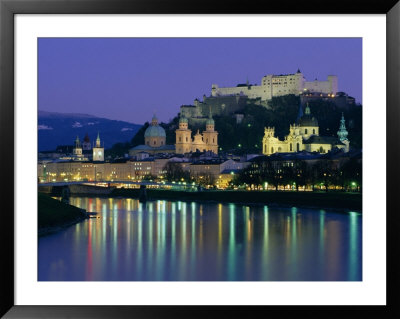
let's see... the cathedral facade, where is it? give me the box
[262,105,349,155]
[175,112,218,154]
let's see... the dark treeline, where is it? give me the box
[232,157,362,192]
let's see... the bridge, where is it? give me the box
[38,180,200,203]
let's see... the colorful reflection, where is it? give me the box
[38,197,362,281]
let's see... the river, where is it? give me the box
[38,197,362,281]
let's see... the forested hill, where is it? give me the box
[107,95,362,157]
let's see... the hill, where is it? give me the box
[165,95,361,153]
[38,110,142,151]
[108,95,362,156]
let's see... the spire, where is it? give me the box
[96,132,101,147]
[297,68,301,73]
[337,113,349,142]
[206,105,215,127]
[75,135,81,147]
[305,103,311,115]
[246,76,249,86]
[83,132,90,143]
[151,114,158,126]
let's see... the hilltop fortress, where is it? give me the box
[180,70,341,124]
[211,69,338,101]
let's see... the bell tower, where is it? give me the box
[93,132,104,161]
[175,114,192,154]
[73,136,83,157]
[202,107,218,154]
[262,127,275,155]
[337,113,350,152]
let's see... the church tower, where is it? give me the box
[202,108,218,154]
[82,132,91,151]
[262,127,275,155]
[337,113,350,152]
[73,136,83,158]
[92,132,104,161]
[175,114,192,154]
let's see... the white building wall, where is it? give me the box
[211,73,337,101]
[304,75,338,94]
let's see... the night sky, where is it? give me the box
[38,38,362,124]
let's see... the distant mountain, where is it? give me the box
[38,110,142,151]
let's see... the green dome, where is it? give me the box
[298,116,318,127]
[206,118,214,125]
[144,125,166,138]
[179,116,188,124]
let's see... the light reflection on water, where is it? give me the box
[38,197,362,281]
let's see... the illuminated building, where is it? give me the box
[262,104,350,155]
[175,111,218,155]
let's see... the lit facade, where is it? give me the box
[211,69,338,101]
[262,104,349,155]
[175,112,218,154]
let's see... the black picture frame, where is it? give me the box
[1,0,399,317]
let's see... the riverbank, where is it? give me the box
[110,189,362,212]
[38,193,88,236]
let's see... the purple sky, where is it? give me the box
[38,38,362,124]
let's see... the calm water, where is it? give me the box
[38,197,362,281]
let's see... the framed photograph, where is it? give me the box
[1,0,399,317]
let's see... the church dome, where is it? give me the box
[144,124,166,138]
[298,116,318,127]
[298,104,318,127]
[206,117,214,125]
[179,115,188,124]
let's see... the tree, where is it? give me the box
[164,162,191,182]
[341,158,362,192]
[313,159,336,192]
[195,173,216,188]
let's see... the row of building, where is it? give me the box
[38,146,360,189]
[38,152,248,189]
[38,102,352,189]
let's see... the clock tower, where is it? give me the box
[92,132,104,162]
